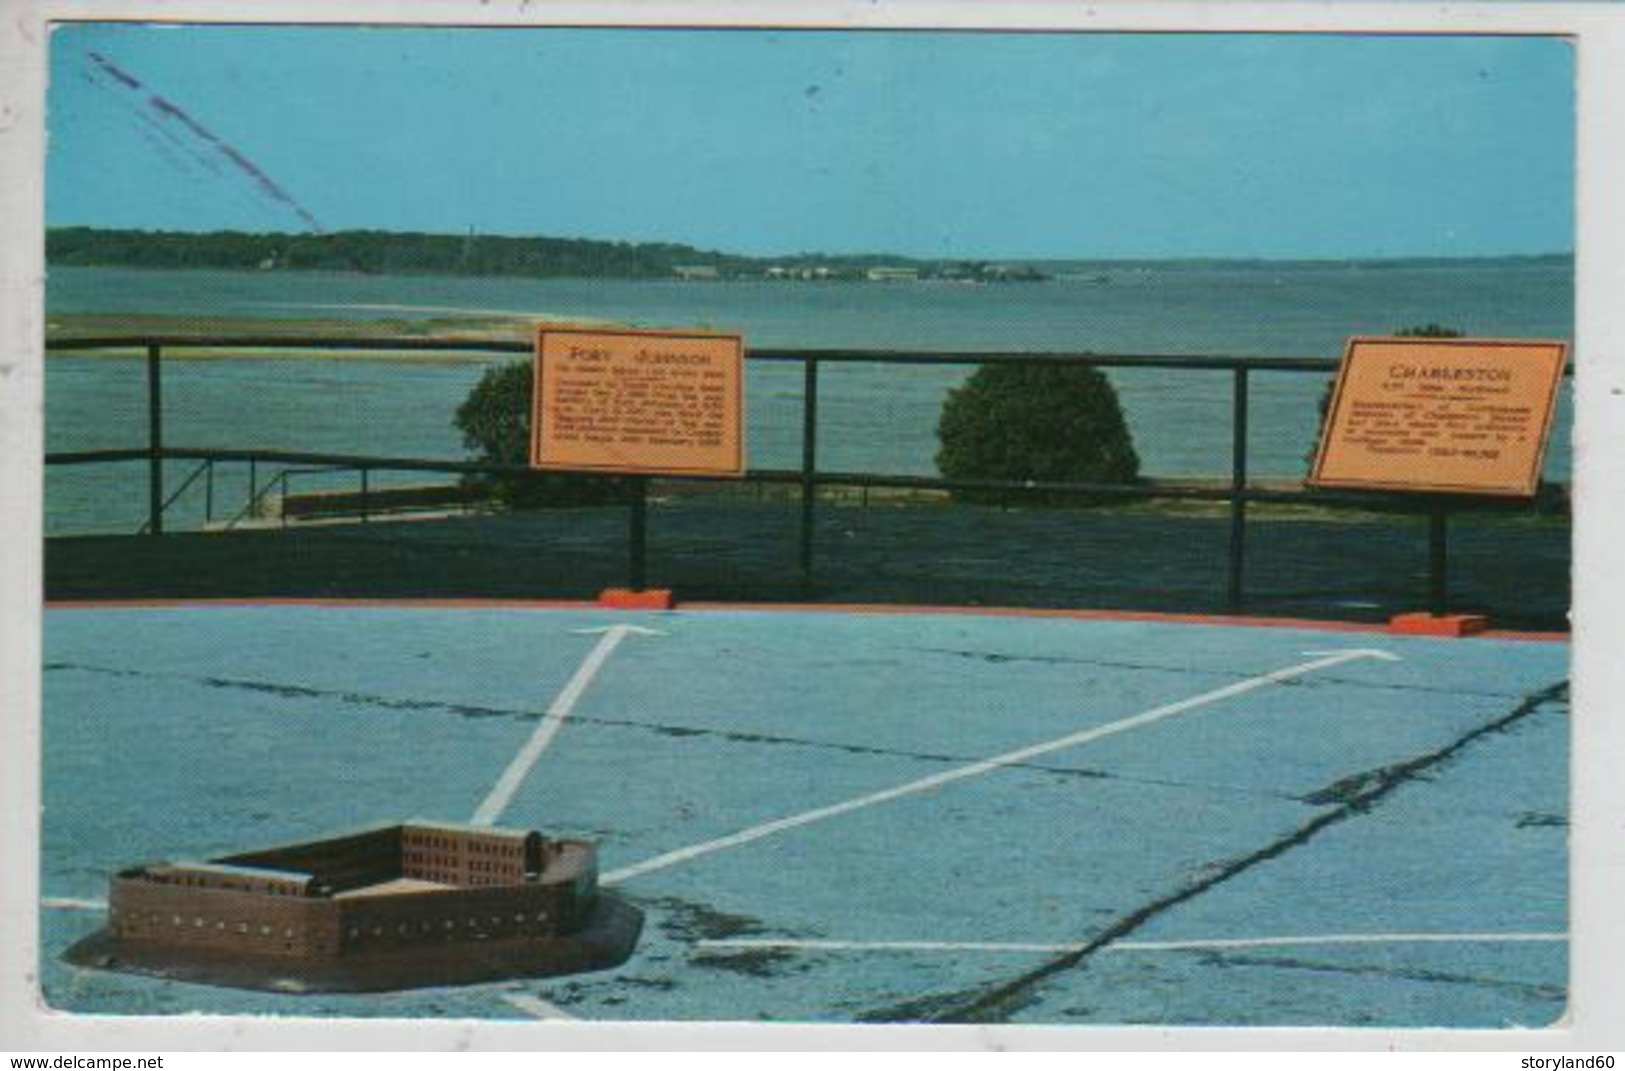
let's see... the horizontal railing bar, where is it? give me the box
[278,464,363,477]
[749,350,1570,376]
[46,448,151,465]
[155,447,489,474]
[806,470,1545,513]
[44,336,531,355]
[748,350,1344,372]
[59,445,809,485]
[43,337,1581,377]
[46,444,1557,517]
[45,336,1348,373]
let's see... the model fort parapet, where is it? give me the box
[65,821,642,993]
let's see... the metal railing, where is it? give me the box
[44,335,1569,613]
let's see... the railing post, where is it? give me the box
[800,357,820,583]
[360,467,370,524]
[629,476,649,591]
[248,459,257,520]
[1225,366,1249,608]
[1429,499,1450,615]
[146,344,163,536]
[204,459,214,525]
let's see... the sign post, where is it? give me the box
[1309,336,1567,628]
[531,327,747,597]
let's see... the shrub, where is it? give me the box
[935,362,1139,506]
[453,360,622,508]
[1306,324,1464,473]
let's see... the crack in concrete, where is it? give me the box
[45,660,1308,805]
[859,679,1570,1024]
[913,646,1245,677]
[47,661,507,719]
[911,646,1532,702]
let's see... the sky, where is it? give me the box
[45,24,1575,261]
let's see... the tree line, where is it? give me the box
[45,226,767,278]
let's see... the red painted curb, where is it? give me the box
[42,597,602,612]
[680,601,1562,642]
[598,589,675,611]
[1389,612,1491,638]
[39,597,1566,642]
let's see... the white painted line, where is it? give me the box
[41,897,107,912]
[603,647,1399,884]
[695,932,1568,956]
[702,938,1085,954]
[45,624,663,917]
[501,991,580,1021]
[1113,932,1567,953]
[471,625,662,827]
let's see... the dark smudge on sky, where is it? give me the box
[86,51,326,233]
[82,67,224,182]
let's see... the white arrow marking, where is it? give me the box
[694,931,1564,956]
[1114,931,1559,952]
[603,647,1398,884]
[471,625,664,827]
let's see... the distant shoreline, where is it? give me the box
[45,226,1572,282]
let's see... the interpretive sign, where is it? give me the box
[1309,337,1567,497]
[531,327,746,477]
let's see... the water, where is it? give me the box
[45,263,1574,535]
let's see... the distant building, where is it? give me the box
[866,267,920,282]
[673,265,720,281]
[981,263,1049,282]
[766,265,838,281]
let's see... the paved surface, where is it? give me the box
[45,499,1571,630]
[40,604,1568,1026]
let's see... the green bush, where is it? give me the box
[1306,324,1463,473]
[453,360,622,508]
[935,362,1139,505]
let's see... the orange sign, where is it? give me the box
[1309,337,1567,497]
[531,327,746,477]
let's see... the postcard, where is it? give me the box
[4,0,1622,1052]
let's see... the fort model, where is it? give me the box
[64,821,642,993]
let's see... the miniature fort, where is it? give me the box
[64,821,642,993]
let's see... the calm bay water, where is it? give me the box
[45,263,1573,535]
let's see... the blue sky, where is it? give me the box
[46,25,1574,260]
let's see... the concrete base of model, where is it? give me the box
[63,894,643,994]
